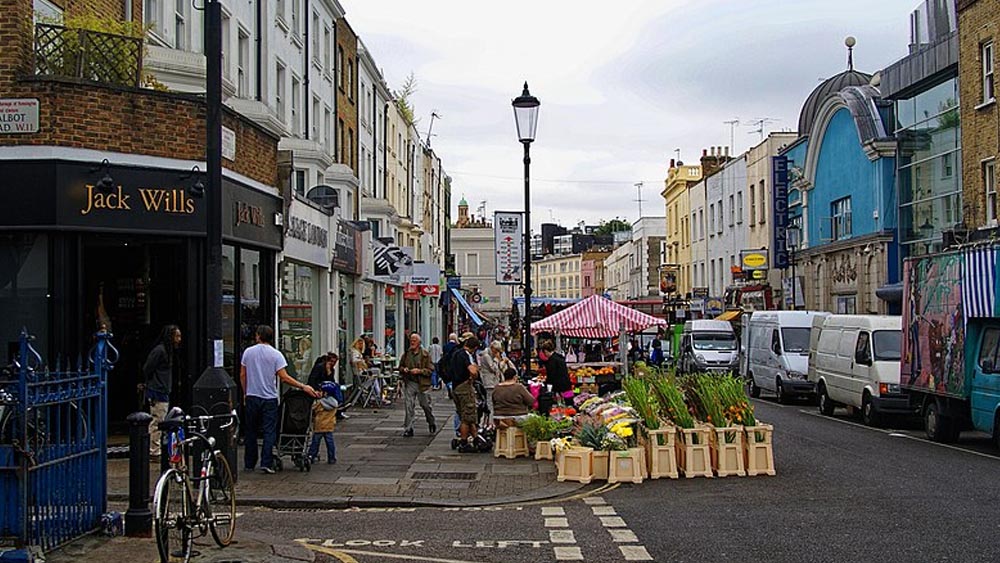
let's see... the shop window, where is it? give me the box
[983,41,995,104]
[280,261,318,380]
[0,234,48,360]
[986,160,997,225]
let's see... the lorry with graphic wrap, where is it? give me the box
[901,245,1000,447]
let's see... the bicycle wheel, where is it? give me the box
[153,469,192,563]
[205,452,236,547]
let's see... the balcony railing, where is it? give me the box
[34,23,143,87]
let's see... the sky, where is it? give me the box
[343,0,915,232]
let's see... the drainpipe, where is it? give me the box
[303,0,310,140]
[255,0,262,101]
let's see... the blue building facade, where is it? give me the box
[781,70,900,315]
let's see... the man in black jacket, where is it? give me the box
[144,325,181,458]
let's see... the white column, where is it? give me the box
[374,282,386,350]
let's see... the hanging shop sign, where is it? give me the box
[370,238,413,284]
[332,219,363,275]
[772,156,790,269]
[494,211,523,285]
[223,179,283,249]
[659,264,679,295]
[740,250,769,270]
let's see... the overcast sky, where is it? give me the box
[343,0,914,231]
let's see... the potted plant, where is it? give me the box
[576,423,609,480]
[606,420,643,484]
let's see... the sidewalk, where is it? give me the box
[108,388,586,508]
[46,530,314,563]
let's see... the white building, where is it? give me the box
[629,217,667,299]
[705,155,748,297]
[604,240,633,301]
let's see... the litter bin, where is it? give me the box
[191,366,239,482]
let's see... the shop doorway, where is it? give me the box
[82,237,190,430]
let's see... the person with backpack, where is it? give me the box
[451,335,483,453]
[437,333,461,433]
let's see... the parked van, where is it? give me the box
[743,311,830,403]
[679,320,739,374]
[809,315,909,426]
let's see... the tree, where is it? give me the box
[595,218,630,236]
[395,72,418,126]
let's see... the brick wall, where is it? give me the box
[0,79,278,187]
[337,17,358,176]
[958,0,1000,227]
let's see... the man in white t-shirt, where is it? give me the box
[240,325,319,474]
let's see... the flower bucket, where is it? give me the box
[645,426,679,479]
[676,425,713,478]
[744,423,776,476]
[534,440,554,461]
[557,446,594,484]
[708,424,746,477]
[592,451,610,481]
[607,447,644,484]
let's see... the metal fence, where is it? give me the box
[0,329,116,551]
[34,23,144,88]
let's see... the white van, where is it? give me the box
[809,315,909,426]
[679,320,739,374]
[743,311,830,403]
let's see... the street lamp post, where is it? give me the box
[787,224,800,310]
[512,83,540,373]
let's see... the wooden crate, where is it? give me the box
[645,426,679,479]
[557,447,594,484]
[592,450,609,481]
[744,423,776,476]
[534,440,554,461]
[708,425,746,477]
[607,447,644,484]
[676,425,713,478]
[494,426,529,459]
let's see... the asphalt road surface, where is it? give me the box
[238,398,1000,563]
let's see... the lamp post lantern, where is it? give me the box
[513,83,539,372]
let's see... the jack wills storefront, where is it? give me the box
[0,159,282,427]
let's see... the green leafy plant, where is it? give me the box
[650,376,694,429]
[575,423,608,450]
[690,374,726,428]
[520,413,572,444]
[622,376,659,430]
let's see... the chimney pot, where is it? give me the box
[724,146,730,157]
[670,158,675,168]
[702,149,708,157]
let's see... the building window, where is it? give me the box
[144,0,160,35]
[312,96,320,140]
[347,60,354,98]
[717,200,724,233]
[275,61,286,122]
[290,0,300,37]
[275,0,285,22]
[984,41,995,104]
[174,0,186,50]
[759,180,766,225]
[237,28,249,97]
[291,76,300,136]
[312,12,320,63]
[832,197,852,240]
[709,204,715,235]
[836,296,857,314]
[221,14,230,77]
[324,26,331,75]
[749,184,756,225]
[728,194,735,226]
[324,107,332,152]
[986,160,997,225]
[737,191,743,224]
[292,169,306,197]
[337,47,344,89]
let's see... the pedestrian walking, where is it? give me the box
[451,335,482,452]
[429,336,443,390]
[398,333,436,437]
[308,383,338,464]
[143,325,181,458]
[241,325,319,474]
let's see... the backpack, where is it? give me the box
[437,345,457,384]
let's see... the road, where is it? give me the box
[233,398,1000,563]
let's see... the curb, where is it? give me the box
[108,481,592,510]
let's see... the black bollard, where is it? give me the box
[125,411,154,537]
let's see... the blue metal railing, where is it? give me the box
[0,329,115,551]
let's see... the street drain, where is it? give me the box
[411,472,478,481]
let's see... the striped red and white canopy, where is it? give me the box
[530,295,667,339]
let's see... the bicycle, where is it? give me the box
[152,407,238,563]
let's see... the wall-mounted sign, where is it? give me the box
[772,156,790,269]
[692,287,709,299]
[370,238,413,283]
[332,220,363,275]
[0,98,39,134]
[222,126,236,161]
[659,264,679,295]
[494,211,523,285]
[287,216,328,248]
[447,276,462,290]
[741,250,769,270]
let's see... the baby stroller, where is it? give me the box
[275,389,313,472]
[450,380,494,452]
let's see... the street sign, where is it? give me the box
[0,99,39,134]
[494,211,523,285]
[447,276,462,289]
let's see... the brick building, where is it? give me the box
[958,0,999,230]
[0,0,282,423]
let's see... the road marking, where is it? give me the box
[608,529,638,543]
[549,530,576,544]
[582,496,606,506]
[553,546,584,560]
[336,549,482,563]
[619,545,654,561]
[799,410,1000,461]
[298,542,362,563]
[599,516,627,528]
[541,506,565,516]
[591,505,616,516]
[544,517,569,528]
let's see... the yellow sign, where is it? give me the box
[752,270,766,280]
[742,252,767,269]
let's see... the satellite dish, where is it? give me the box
[305,185,340,211]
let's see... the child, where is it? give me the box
[309,383,338,464]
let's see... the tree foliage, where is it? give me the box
[595,218,630,235]
[395,72,418,125]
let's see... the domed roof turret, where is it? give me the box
[797,69,871,135]
[458,196,468,207]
